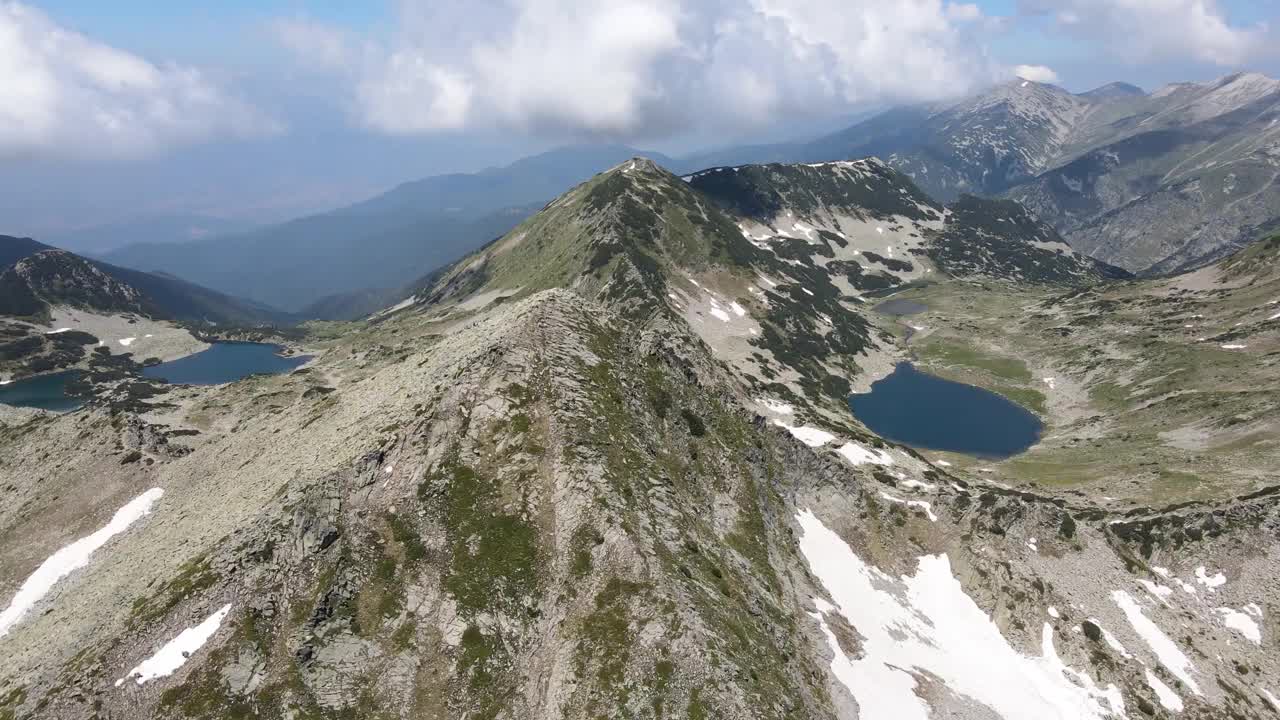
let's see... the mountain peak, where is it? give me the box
[1,249,149,319]
[1078,81,1146,100]
[602,156,666,178]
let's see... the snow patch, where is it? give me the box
[1215,607,1261,644]
[1112,590,1201,696]
[797,510,1125,720]
[835,442,893,467]
[118,337,136,347]
[117,604,232,686]
[1145,669,1183,712]
[1088,619,1131,658]
[757,398,794,415]
[730,302,747,317]
[709,307,730,323]
[1220,344,1247,350]
[383,297,415,314]
[1194,567,1226,589]
[878,493,937,521]
[0,488,164,638]
[1047,606,1059,618]
[772,420,835,448]
[1139,580,1174,602]
[44,328,72,334]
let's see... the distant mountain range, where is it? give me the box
[95,72,1280,317]
[694,72,1280,275]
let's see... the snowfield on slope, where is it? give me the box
[0,488,164,638]
[797,509,1125,719]
[118,603,232,686]
[1112,589,1202,696]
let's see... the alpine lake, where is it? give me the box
[0,342,310,413]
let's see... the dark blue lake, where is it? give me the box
[0,371,84,412]
[142,342,310,385]
[0,343,311,412]
[849,363,1043,458]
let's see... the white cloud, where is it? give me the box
[271,17,354,72]
[0,2,278,158]
[277,0,1004,138]
[946,3,983,22]
[1014,64,1059,83]
[1021,0,1269,66]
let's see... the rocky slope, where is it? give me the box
[884,71,1280,274]
[685,161,1122,291]
[1009,73,1280,274]
[706,72,1280,276]
[1,251,153,320]
[0,160,1276,720]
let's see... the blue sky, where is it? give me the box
[4,0,1278,234]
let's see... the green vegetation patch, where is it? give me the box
[131,555,219,623]
[575,577,650,710]
[916,340,1032,382]
[419,460,540,617]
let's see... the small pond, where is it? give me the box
[849,362,1043,459]
[141,341,310,385]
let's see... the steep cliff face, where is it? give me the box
[1,162,1277,720]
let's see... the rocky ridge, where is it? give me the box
[0,160,1276,719]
